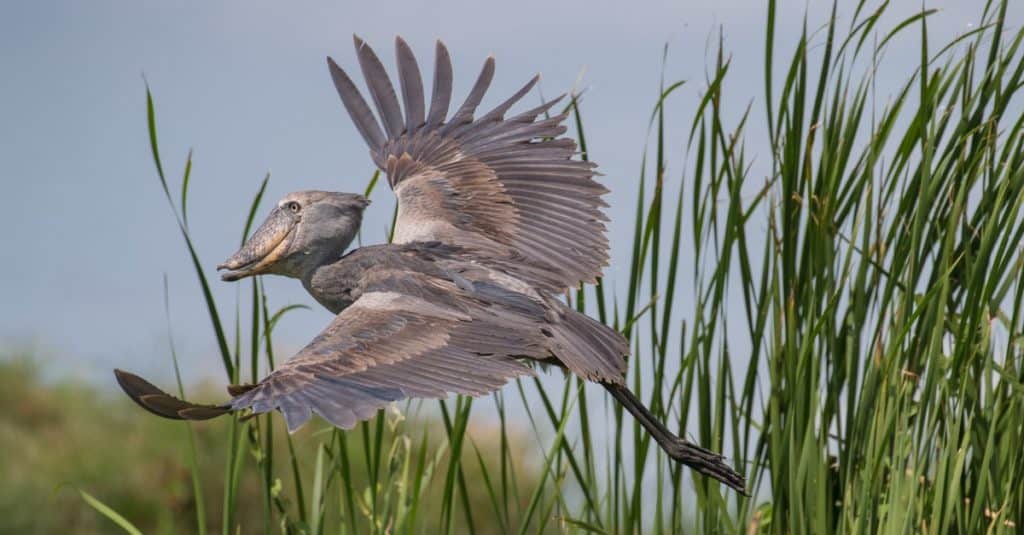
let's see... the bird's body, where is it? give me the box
[303,242,543,316]
[238,240,626,432]
[115,36,746,493]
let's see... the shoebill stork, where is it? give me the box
[115,36,745,493]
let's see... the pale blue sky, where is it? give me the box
[0,1,1013,385]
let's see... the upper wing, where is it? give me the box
[327,36,610,294]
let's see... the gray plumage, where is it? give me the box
[114,37,745,493]
[395,37,425,133]
[426,40,453,127]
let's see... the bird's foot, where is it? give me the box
[661,437,747,495]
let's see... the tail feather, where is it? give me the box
[548,303,629,383]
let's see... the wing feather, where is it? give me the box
[327,38,610,293]
[476,74,539,124]
[506,94,566,123]
[395,37,425,133]
[327,57,386,149]
[444,55,495,130]
[426,41,453,126]
[353,36,405,139]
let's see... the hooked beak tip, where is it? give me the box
[217,259,249,281]
[217,257,246,272]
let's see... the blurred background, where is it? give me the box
[3,1,1021,533]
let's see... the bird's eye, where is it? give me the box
[286,201,301,213]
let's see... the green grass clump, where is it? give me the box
[54,0,1024,533]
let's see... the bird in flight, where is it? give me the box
[115,36,745,493]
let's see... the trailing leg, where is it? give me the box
[602,381,746,494]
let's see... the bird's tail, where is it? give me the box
[546,302,629,383]
[602,381,747,494]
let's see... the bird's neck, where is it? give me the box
[300,249,361,315]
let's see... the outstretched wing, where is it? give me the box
[328,36,610,294]
[116,274,542,432]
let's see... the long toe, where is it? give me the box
[665,438,747,494]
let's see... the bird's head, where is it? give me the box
[218,190,370,281]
